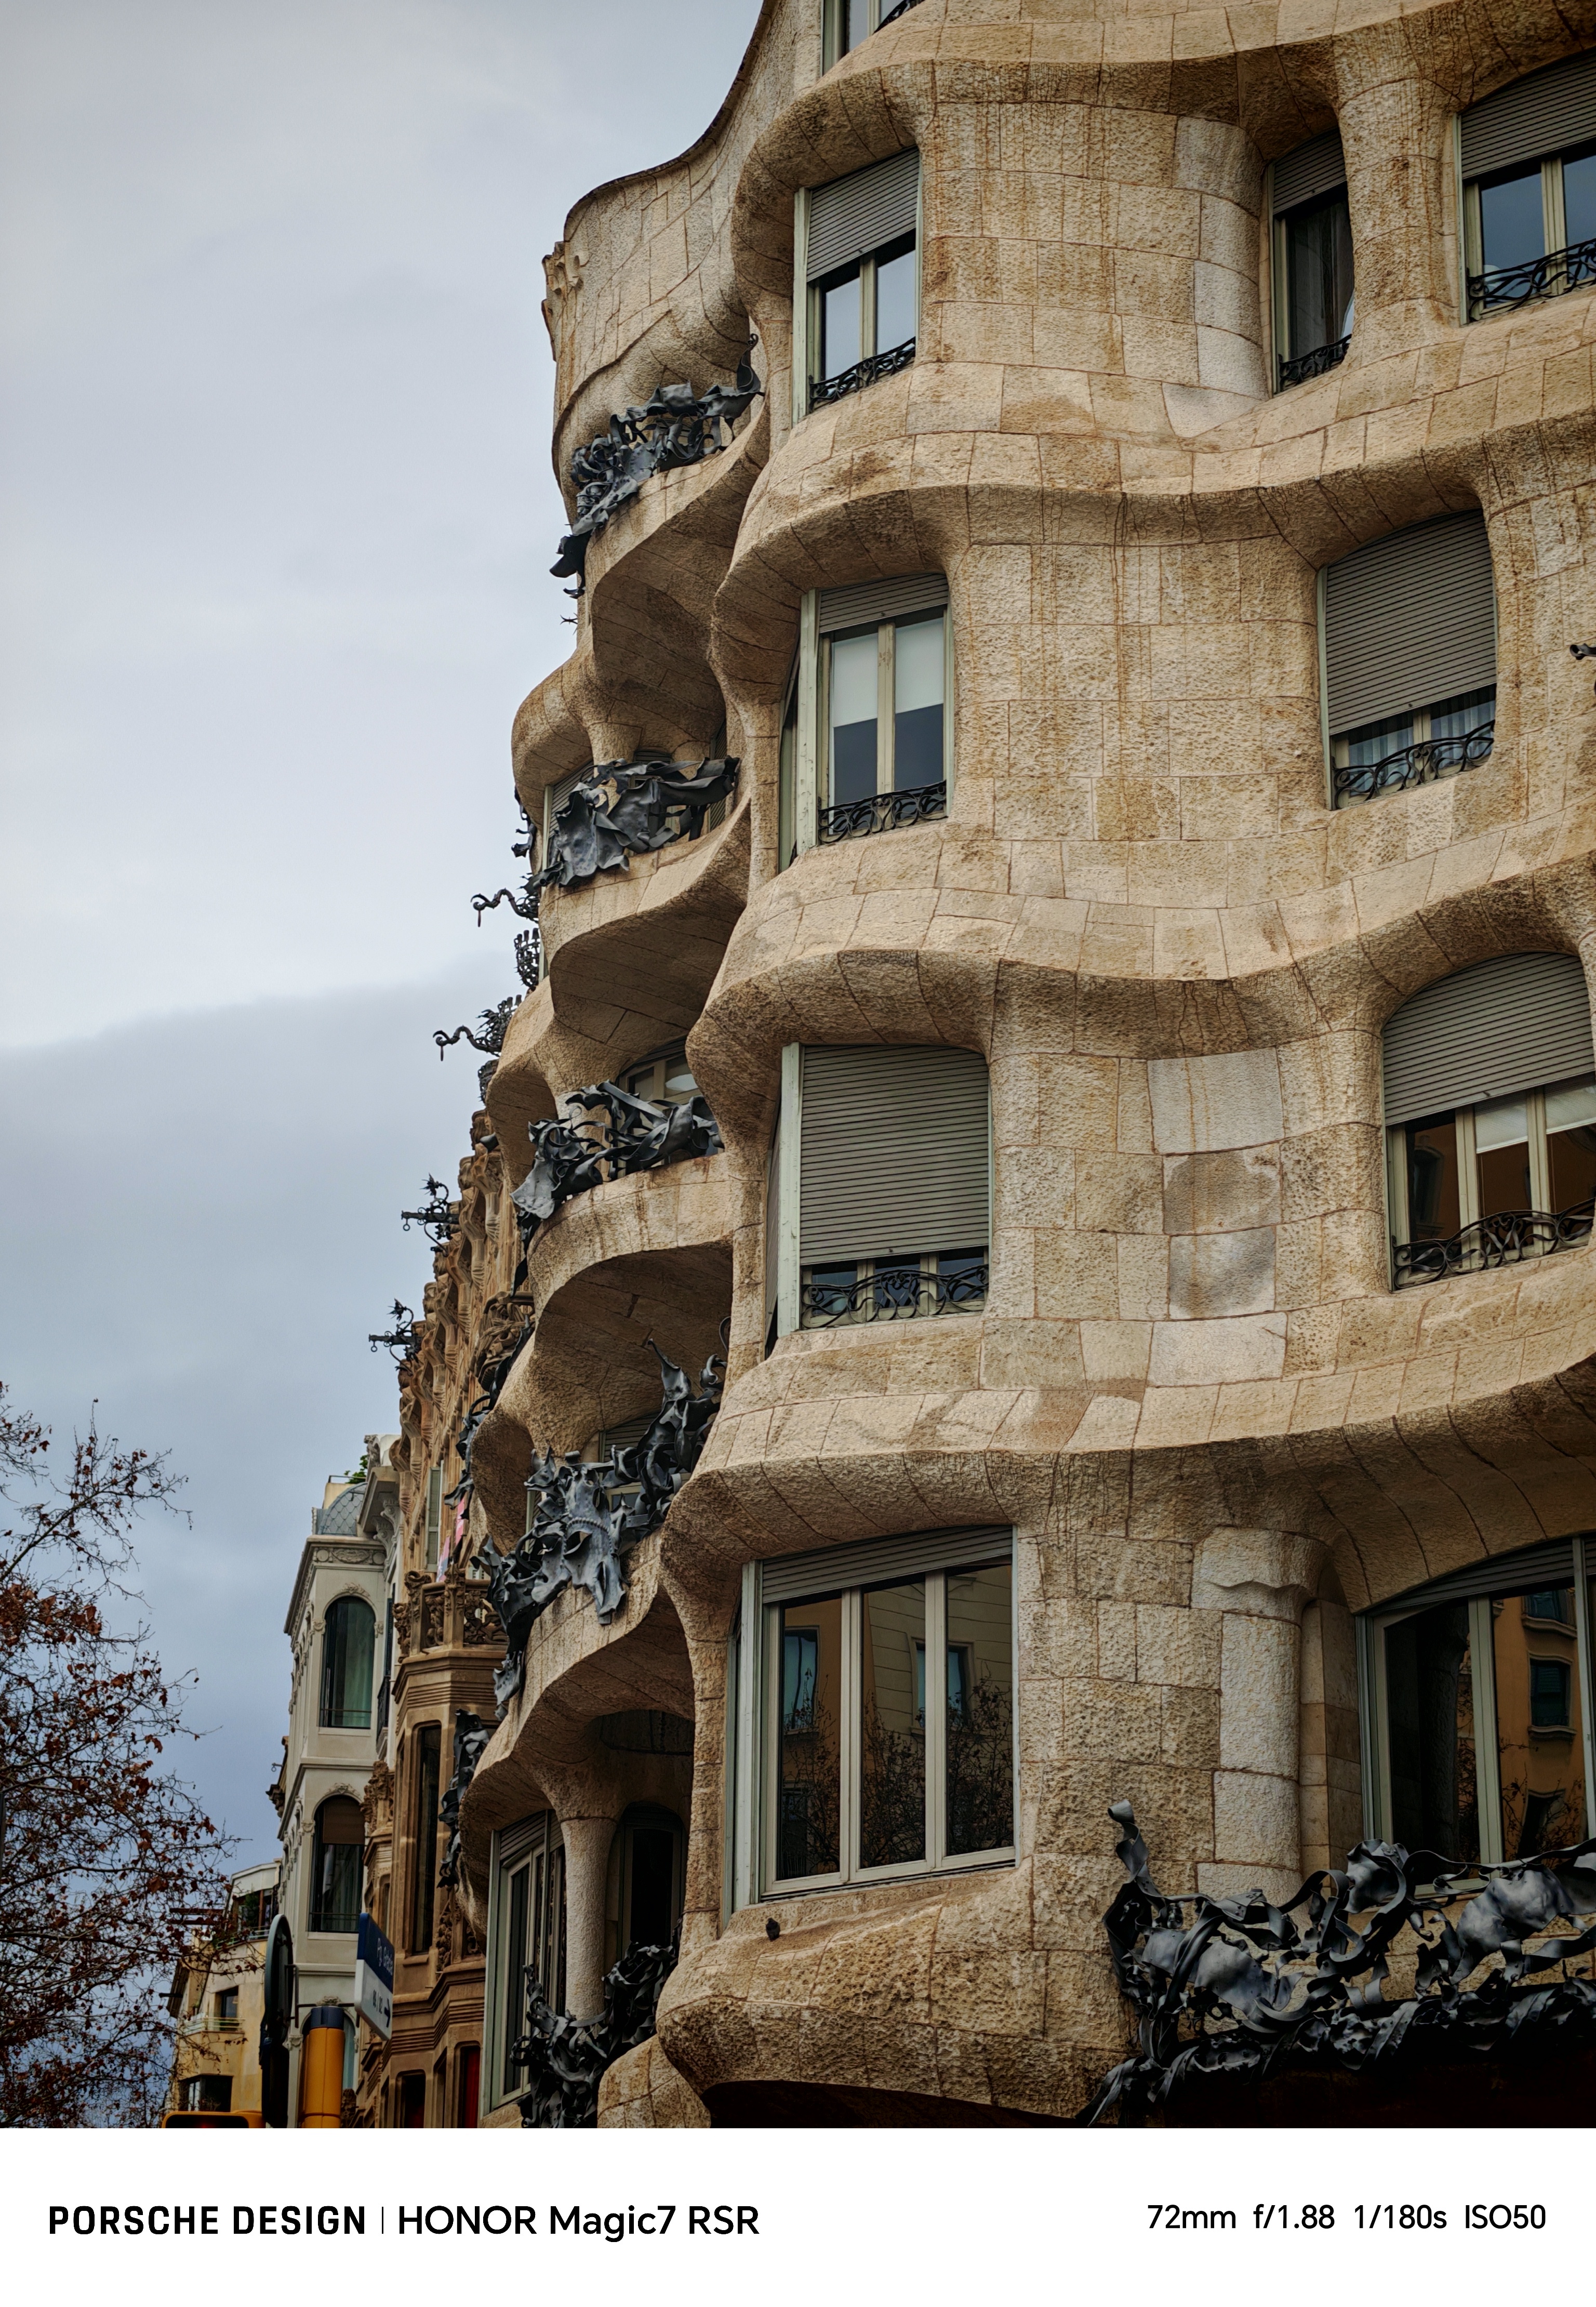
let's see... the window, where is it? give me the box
[309,1795,363,1935]
[1322,513,1496,805]
[409,1726,441,1952]
[375,1599,393,1740]
[1271,131,1353,388]
[785,574,951,853]
[181,2075,232,2113]
[730,1531,1015,1901]
[456,2044,480,2130]
[1462,49,1596,316]
[1359,1536,1595,1863]
[624,1044,700,1106]
[213,1989,238,2026]
[606,1805,685,1967]
[800,150,919,412]
[767,1043,990,1339]
[822,0,921,65]
[395,2071,427,2126]
[424,1468,442,1574]
[1382,951,1596,1283]
[482,1812,567,2111]
[320,1596,375,1730]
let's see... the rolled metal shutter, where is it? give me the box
[1377,1535,1577,1614]
[818,571,948,634]
[1324,512,1496,735]
[799,1044,990,1263]
[807,149,920,281]
[762,1524,1011,1603]
[543,764,589,836]
[1461,48,1596,180]
[1272,130,1346,213]
[1381,951,1594,1123]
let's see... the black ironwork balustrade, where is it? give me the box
[1468,233,1596,320]
[1276,334,1349,390]
[1334,719,1494,806]
[436,1707,492,1888]
[1083,1799,1596,2125]
[483,1343,723,1704]
[817,779,946,843]
[1393,1192,1595,1287]
[801,1259,988,1326]
[510,1080,722,1262]
[551,354,763,592]
[809,335,916,410]
[514,1931,679,2128]
[532,755,740,897]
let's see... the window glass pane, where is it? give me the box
[1284,192,1354,355]
[938,1248,989,1309]
[859,1580,926,1867]
[828,630,879,804]
[663,1058,698,1102]
[843,0,871,54]
[627,1824,677,1949]
[1344,713,1412,768]
[776,1598,842,1879]
[1480,165,1546,274]
[803,1262,857,1322]
[821,269,862,379]
[322,1598,375,1730]
[1405,1115,1460,1240]
[1546,1073,1596,1211]
[946,1562,1014,1854]
[1428,686,1495,740]
[1385,1601,1480,1861]
[1564,147,1596,244]
[503,1862,528,2096]
[1492,1587,1587,1856]
[893,613,945,790]
[312,1796,363,1933]
[1474,1093,1531,1218]
[875,240,917,352]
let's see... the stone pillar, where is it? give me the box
[556,1810,618,2021]
[1193,1529,1325,1904]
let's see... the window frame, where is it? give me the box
[318,1593,376,1731]
[1357,1533,1596,1863]
[1270,181,1354,389]
[309,1794,364,1937]
[1463,139,1596,317]
[1384,1070,1596,1282]
[481,1811,566,2116]
[790,592,954,858]
[793,166,922,421]
[728,1530,1017,1909]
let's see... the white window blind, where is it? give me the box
[1382,951,1595,1123]
[1273,129,1346,213]
[807,149,920,281]
[799,1044,990,1264]
[817,571,948,634]
[1461,48,1596,179]
[1324,512,1496,735]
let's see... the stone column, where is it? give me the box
[556,1810,618,2021]
[1193,1529,1325,1904]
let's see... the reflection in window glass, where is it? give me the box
[321,1597,375,1729]
[1406,1115,1461,1240]
[875,241,917,352]
[1480,166,1546,274]
[311,1796,364,1934]
[776,1597,842,1880]
[1284,191,1354,357]
[1565,148,1596,245]
[893,613,945,789]
[1547,1075,1596,1210]
[821,270,862,380]
[1493,1587,1586,1855]
[503,1863,528,2096]
[1474,1093,1532,1218]
[860,1581,926,1868]
[844,0,871,53]
[1344,713,1412,770]
[946,1562,1014,1855]
[1385,1600,1480,1862]
[1430,687,1496,743]
[828,631,879,804]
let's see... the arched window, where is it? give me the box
[320,1597,375,1729]
[1382,952,1596,1284]
[309,1796,363,1934]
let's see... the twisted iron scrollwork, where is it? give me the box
[1468,233,1596,319]
[1277,334,1349,390]
[400,1175,458,1248]
[1334,720,1494,806]
[533,756,740,896]
[368,1300,422,1365]
[809,336,916,410]
[514,1932,680,2128]
[471,804,540,926]
[801,1259,988,1326]
[432,993,520,1076]
[551,355,763,592]
[876,0,925,25]
[1083,1800,1596,2124]
[1393,1193,1595,1286]
[444,1295,537,1517]
[436,1708,492,1888]
[817,778,946,843]
[484,1342,723,1705]
[510,1080,722,1249]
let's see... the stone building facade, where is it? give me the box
[396,0,1596,2123]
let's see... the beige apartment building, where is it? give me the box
[382,0,1596,2124]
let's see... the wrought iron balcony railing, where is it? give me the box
[800,1259,988,1326]
[1468,233,1596,319]
[1393,1194,1595,1287]
[1334,720,1494,806]
[817,779,946,843]
[1278,334,1349,390]
[810,336,916,410]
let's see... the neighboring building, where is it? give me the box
[377,3,1596,2124]
[165,1860,279,2118]
[273,1469,387,2124]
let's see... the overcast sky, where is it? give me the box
[0,0,761,1866]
